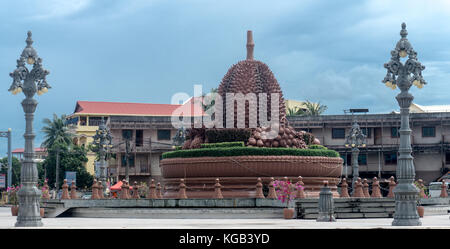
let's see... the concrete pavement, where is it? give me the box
[0,207,449,229]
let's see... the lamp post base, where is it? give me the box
[391,182,421,226]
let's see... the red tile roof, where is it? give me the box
[73,99,205,117]
[12,148,47,153]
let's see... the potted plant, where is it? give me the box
[273,178,304,219]
[414,180,427,218]
[7,186,19,216]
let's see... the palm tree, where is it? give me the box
[303,100,327,116]
[41,113,74,150]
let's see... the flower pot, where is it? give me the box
[417,206,424,218]
[283,208,295,219]
[11,205,18,216]
[40,208,45,218]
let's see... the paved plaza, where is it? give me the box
[0,207,448,229]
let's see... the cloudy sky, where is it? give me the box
[1,0,450,154]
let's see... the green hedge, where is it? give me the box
[308,145,328,150]
[200,141,245,148]
[162,147,340,159]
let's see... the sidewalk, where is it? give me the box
[0,207,448,229]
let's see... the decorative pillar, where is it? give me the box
[91,179,98,200]
[296,176,306,199]
[387,176,396,198]
[177,179,188,199]
[70,180,77,199]
[97,181,104,199]
[352,177,364,198]
[267,177,277,199]
[60,179,70,200]
[316,181,336,222]
[440,180,448,198]
[132,181,140,199]
[363,178,370,198]
[213,178,223,199]
[157,182,163,199]
[371,177,383,198]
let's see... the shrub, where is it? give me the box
[162,147,340,159]
[308,145,327,150]
[200,141,245,148]
[205,128,251,144]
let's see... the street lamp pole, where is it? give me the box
[0,128,12,188]
[8,31,51,227]
[345,120,366,191]
[92,118,112,194]
[382,23,426,226]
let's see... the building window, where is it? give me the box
[391,127,400,138]
[384,152,397,165]
[341,153,367,165]
[157,130,171,140]
[332,128,345,139]
[422,126,436,137]
[446,152,450,165]
[122,129,133,140]
[361,127,371,138]
[79,116,87,126]
[121,155,135,167]
[136,130,143,147]
[358,154,367,165]
[88,116,103,126]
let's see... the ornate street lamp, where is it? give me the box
[382,23,425,226]
[0,128,12,188]
[92,118,112,195]
[8,31,51,227]
[344,120,366,190]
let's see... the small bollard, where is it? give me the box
[132,181,140,199]
[61,179,70,200]
[157,182,163,199]
[267,177,277,199]
[296,176,306,199]
[178,179,188,199]
[340,178,350,198]
[387,176,396,198]
[119,179,128,199]
[352,178,364,198]
[440,180,448,198]
[97,181,104,199]
[255,178,265,199]
[363,178,370,198]
[213,178,223,199]
[70,180,77,199]
[418,179,426,198]
[148,179,157,199]
[371,177,382,198]
[316,181,336,222]
[42,179,51,200]
[91,179,98,200]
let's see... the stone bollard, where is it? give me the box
[387,176,396,198]
[363,178,370,198]
[418,179,426,198]
[61,179,70,200]
[70,180,77,199]
[296,176,306,199]
[97,181,104,199]
[440,180,448,198]
[119,179,128,199]
[316,181,336,222]
[213,178,223,199]
[42,179,51,200]
[352,178,364,198]
[267,177,277,199]
[255,178,265,198]
[126,180,132,199]
[340,178,350,198]
[157,182,163,199]
[132,181,140,199]
[178,179,188,199]
[91,179,98,200]
[148,179,157,199]
[371,177,382,198]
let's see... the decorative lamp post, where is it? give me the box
[344,120,366,191]
[92,117,112,195]
[0,128,12,188]
[382,23,425,226]
[8,31,51,227]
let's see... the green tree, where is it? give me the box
[303,100,327,116]
[0,157,21,187]
[41,113,74,150]
[42,145,93,189]
[201,88,218,112]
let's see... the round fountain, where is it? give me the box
[161,31,343,198]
